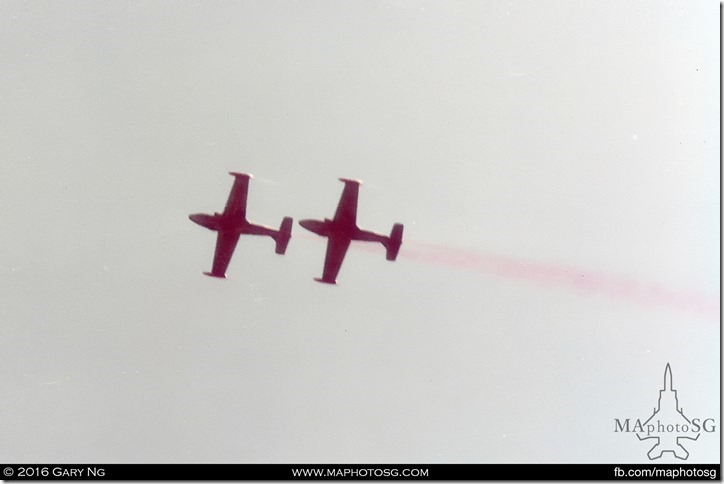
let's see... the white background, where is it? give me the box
[1,0,719,463]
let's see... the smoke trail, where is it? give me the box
[349,238,718,319]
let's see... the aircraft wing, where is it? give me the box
[318,236,352,284]
[208,230,242,278]
[222,175,250,220]
[333,181,359,225]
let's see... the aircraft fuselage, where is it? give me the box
[299,218,361,240]
[190,212,283,236]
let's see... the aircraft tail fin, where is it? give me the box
[274,216,293,254]
[385,223,404,261]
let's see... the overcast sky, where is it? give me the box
[1,0,718,463]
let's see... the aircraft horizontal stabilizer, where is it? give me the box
[275,217,293,254]
[386,223,404,261]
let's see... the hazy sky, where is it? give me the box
[1,1,719,463]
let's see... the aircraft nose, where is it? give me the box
[189,213,218,228]
[299,219,326,235]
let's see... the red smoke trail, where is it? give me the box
[350,238,718,320]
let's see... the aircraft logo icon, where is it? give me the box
[614,364,717,460]
[635,364,701,460]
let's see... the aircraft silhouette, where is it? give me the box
[189,172,293,278]
[299,178,403,284]
[637,364,700,460]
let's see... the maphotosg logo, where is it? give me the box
[614,364,717,460]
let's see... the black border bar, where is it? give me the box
[1,464,720,480]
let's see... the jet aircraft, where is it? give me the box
[299,178,403,284]
[189,172,293,278]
